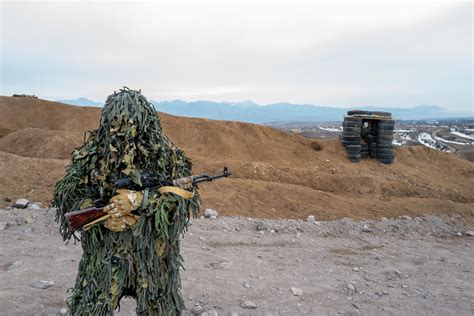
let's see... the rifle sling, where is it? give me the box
[158,186,194,199]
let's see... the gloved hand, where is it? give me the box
[107,189,144,217]
[104,214,140,232]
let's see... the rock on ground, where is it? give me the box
[204,209,218,218]
[13,198,29,209]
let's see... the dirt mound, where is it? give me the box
[0,128,83,159]
[0,96,473,225]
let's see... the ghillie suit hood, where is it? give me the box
[52,87,200,315]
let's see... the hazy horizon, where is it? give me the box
[1,0,472,114]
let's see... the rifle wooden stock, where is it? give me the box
[65,207,106,231]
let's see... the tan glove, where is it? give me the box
[104,214,140,232]
[107,189,144,217]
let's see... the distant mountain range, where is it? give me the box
[56,97,103,107]
[55,97,467,122]
[152,100,460,122]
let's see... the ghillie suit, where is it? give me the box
[52,87,200,315]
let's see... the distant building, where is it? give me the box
[12,94,38,98]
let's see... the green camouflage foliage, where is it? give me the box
[52,87,200,315]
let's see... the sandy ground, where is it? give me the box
[0,204,473,316]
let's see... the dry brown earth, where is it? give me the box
[0,96,473,225]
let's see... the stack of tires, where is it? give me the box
[341,117,362,162]
[376,119,395,164]
[366,134,378,159]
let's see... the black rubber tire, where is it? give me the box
[343,122,362,128]
[371,111,391,117]
[342,135,361,141]
[377,130,394,136]
[378,148,394,155]
[361,152,369,159]
[376,142,393,149]
[344,117,363,122]
[343,141,361,146]
[348,157,361,163]
[378,154,395,160]
[346,144,361,149]
[346,146,361,155]
[346,149,362,155]
[343,127,361,133]
[347,110,368,116]
[342,132,361,138]
[378,127,395,132]
[378,158,395,164]
[377,135,394,141]
[378,122,395,128]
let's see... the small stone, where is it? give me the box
[241,300,257,309]
[381,217,388,221]
[347,283,356,292]
[24,215,35,224]
[352,267,360,272]
[465,231,474,237]
[362,224,372,233]
[4,197,12,202]
[291,287,303,296]
[31,280,54,289]
[0,222,7,231]
[201,311,218,316]
[306,215,315,223]
[15,216,26,225]
[29,203,41,210]
[456,232,463,237]
[204,209,218,218]
[243,282,251,288]
[59,308,68,315]
[23,227,33,234]
[191,303,204,315]
[401,215,412,220]
[256,221,270,231]
[7,260,24,271]
[209,216,217,220]
[13,198,29,209]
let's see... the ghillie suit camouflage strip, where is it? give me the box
[52,87,200,315]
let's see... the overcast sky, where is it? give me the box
[1,0,472,113]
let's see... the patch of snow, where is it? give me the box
[398,133,412,141]
[395,129,415,133]
[450,131,474,140]
[319,126,342,132]
[434,136,469,146]
[417,133,453,153]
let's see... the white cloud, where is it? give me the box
[0,1,472,113]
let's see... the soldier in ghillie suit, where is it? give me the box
[52,87,200,315]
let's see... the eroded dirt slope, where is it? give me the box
[0,97,473,224]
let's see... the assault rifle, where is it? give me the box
[65,167,231,231]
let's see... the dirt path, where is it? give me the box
[0,205,473,315]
